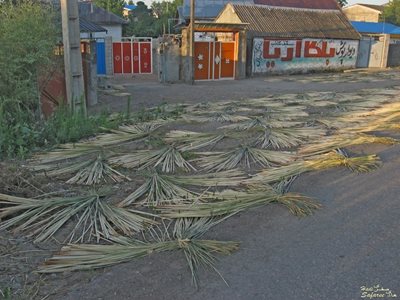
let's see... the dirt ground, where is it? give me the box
[1,70,400,300]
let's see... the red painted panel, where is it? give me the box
[221,42,235,78]
[113,43,122,74]
[122,42,132,74]
[132,42,140,74]
[139,42,152,73]
[194,42,210,80]
[213,42,221,80]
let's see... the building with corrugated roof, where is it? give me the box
[214,3,360,75]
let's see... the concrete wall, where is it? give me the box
[252,38,359,75]
[387,44,400,67]
[158,36,181,83]
[343,5,381,22]
[368,35,390,68]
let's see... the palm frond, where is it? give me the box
[182,113,250,123]
[119,171,198,207]
[195,146,293,172]
[165,130,226,151]
[109,146,196,173]
[38,218,239,288]
[220,117,302,131]
[253,127,325,149]
[158,189,320,218]
[299,134,398,156]
[33,154,130,185]
[168,169,248,187]
[0,192,155,243]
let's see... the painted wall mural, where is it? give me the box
[252,38,359,74]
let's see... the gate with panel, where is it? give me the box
[113,38,152,74]
[194,41,235,81]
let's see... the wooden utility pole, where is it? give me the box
[60,0,87,115]
[189,0,195,85]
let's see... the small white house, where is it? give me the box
[79,2,128,42]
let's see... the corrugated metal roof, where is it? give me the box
[79,2,128,25]
[227,4,360,39]
[80,18,107,33]
[351,21,400,35]
[253,0,340,10]
[180,0,340,20]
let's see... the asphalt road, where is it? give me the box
[63,142,400,300]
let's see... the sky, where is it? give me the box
[346,0,388,5]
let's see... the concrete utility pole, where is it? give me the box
[189,0,195,85]
[60,0,87,115]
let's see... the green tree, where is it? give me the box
[93,0,125,16]
[0,0,58,158]
[337,0,348,7]
[383,0,400,25]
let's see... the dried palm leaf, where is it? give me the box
[253,127,325,149]
[33,154,130,185]
[119,171,198,207]
[299,134,398,156]
[195,146,293,172]
[109,146,196,173]
[168,169,248,187]
[38,218,239,288]
[158,189,320,218]
[165,130,226,151]
[182,113,250,123]
[220,117,301,131]
[0,191,155,243]
[247,151,381,185]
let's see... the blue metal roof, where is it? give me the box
[124,4,137,10]
[351,21,400,35]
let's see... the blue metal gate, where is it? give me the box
[96,41,106,75]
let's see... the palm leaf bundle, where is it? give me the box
[299,134,398,156]
[38,218,239,288]
[195,146,293,172]
[109,146,196,173]
[165,130,226,151]
[182,113,250,124]
[158,189,320,218]
[32,154,130,185]
[253,127,325,149]
[247,151,381,185]
[168,169,248,187]
[220,117,301,131]
[0,191,155,243]
[119,171,198,207]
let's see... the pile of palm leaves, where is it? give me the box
[247,150,382,186]
[158,189,320,218]
[109,146,196,173]
[195,146,293,172]
[38,217,239,287]
[164,130,226,151]
[0,191,155,243]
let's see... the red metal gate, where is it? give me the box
[194,41,235,81]
[113,38,152,74]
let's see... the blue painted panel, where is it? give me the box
[96,42,106,75]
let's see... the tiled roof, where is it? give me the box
[351,21,400,35]
[227,4,360,40]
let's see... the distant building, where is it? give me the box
[78,2,128,42]
[343,3,386,23]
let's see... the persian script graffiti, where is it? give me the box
[252,38,359,73]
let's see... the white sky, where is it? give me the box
[347,0,388,5]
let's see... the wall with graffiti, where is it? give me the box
[252,38,359,74]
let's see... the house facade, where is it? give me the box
[343,4,385,23]
[215,3,360,75]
